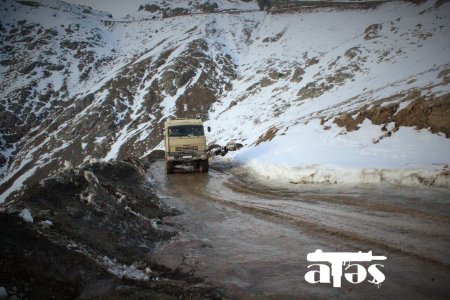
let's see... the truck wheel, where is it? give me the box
[199,160,209,173]
[166,161,174,174]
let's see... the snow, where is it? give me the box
[94,136,106,144]
[240,161,448,186]
[1,0,450,199]
[42,220,53,226]
[0,166,38,204]
[232,120,450,169]
[99,256,149,281]
[19,208,34,223]
[150,219,158,230]
[225,120,450,186]
[199,0,450,186]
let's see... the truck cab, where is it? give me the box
[163,119,210,174]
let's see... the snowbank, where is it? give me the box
[239,160,449,187]
[224,120,450,187]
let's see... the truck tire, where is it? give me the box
[199,160,209,173]
[166,161,174,174]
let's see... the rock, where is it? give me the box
[290,67,305,83]
[198,2,218,13]
[344,46,361,59]
[138,4,160,13]
[63,160,73,170]
[117,194,126,204]
[145,150,165,160]
[66,206,83,218]
[6,208,19,215]
[84,171,99,185]
[297,82,332,100]
[364,24,382,40]
[254,126,279,146]
[437,69,450,85]
[225,82,233,91]
[262,31,284,43]
[260,77,274,87]
[269,70,289,80]
[257,0,272,11]
[37,220,53,228]
[228,100,237,108]
[0,153,6,167]
[305,57,319,67]
[225,141,243,151]
[34,209,51,219]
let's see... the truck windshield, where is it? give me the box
[168,125,204,137]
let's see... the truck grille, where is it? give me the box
[175,145,199,151]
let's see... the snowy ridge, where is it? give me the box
[1,0,450,202]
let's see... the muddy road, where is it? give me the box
[149,160,450,299]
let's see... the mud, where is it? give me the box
[2,159,449,299]
[0,161,224,299]
[150,160,450,299]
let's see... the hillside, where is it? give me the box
[1,0,450,202]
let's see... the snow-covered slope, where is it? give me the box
[1,0,449,202]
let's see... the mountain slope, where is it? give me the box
[1,0,450,202]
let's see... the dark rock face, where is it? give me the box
[198,2,219,13]
[257,0,272,11]
[138,4,160,13]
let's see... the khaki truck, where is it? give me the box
[163,119,210,174]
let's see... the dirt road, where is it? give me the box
[149,161,450,299]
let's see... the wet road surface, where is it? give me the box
[149,161,450,299]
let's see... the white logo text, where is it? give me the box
[305,249,386,288]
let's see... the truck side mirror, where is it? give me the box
[160,129,164,137]
[207,126,211,132]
